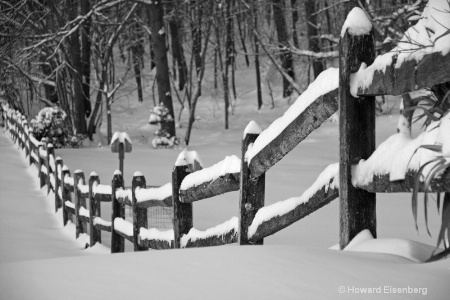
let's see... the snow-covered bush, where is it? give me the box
[30,106,84,148]
[149,104,179,148]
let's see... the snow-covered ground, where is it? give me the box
[2,84,450,298]
[2,1,450,292]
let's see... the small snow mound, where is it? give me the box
[343,229,439,263]
[243,120,262,139]
[341,7,372,37]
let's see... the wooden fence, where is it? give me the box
[1,9,449,252]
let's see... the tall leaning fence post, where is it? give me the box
[239,121,265,245]
[89,173,101,247]
[61,166,71,226]
[339,8,376,249]
[172,161,192,249]
[111,171,125,253]
[132,172,148,251]
[74,170,87,239]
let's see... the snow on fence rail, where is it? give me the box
[1,1,449,254]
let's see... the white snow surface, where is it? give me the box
[245,68,339,163]
[352,120,441,185]
[139,227,174,243]
[135,183,172,202]
[175,149,203,168]
[92,183,112,195]
[248,163,339,239]
[243,120,262,139]
[110,131,132,145]
[113,218,133,237]
[180,217,238,248]
[180,155,240,190]
[115,188,132,200]
[344,230,438,263]
[79,207,89,218]
[93,217,111,227]
[340,7,372,37]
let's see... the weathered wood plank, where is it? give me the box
[357,50,450,96]
[339,28,376,249]
[248,186,339,242]
[140,239,173,250]
[65,204,75,216]
[179,172,240,203]
[183,228,238,248]
[136,196,172,208]
[94,193,112,202]
[248,89,338,178]
[115,229,133,243]
[356,170,450,193]
[94,223,112,232]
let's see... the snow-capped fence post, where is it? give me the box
[61,167,71,226]
[23,122,30,157]
[239,124,265,245]
[54,157,63,213]
[37,143,46,188]
[338,8,377,250]
[74,170,87,239]
[132,173,148,251]
[89,174,101,247]
[28,135,33,166]
[172,163,192,248]
[111,172,125,253]
[46,143,55,194]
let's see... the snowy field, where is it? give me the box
[1,82,450,299]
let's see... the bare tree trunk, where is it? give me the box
[168,0,187,91]
[149,1,176,138]
[131,11,145,103]
[68,0,87,134]
[192,0,202,96]
[81,0,92,117]
[271,0,294,97]
[253,0,263,109]
[305,0,324,78]
[290,0,299,48]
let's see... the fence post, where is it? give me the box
[28,136,33,166]
[23,122,30,158]
[89,173,101,247]
[111,171,125,253]
[339,10,376,249]
[172,162,192,248]
[46,143,55,194]
[54,157,63,212]
[74,170,87,239]
[37,143,46,188]
[132,173,148,251]
[239,129,265,245]
[61,166,71,226]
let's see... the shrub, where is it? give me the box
[30,106,84,148]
